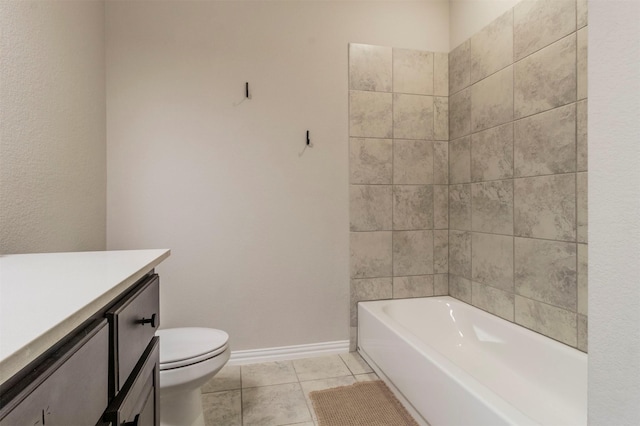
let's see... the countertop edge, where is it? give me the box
[0,249,171,385]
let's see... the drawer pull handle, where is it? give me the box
[124,414,140,426]
[136,313,157,328]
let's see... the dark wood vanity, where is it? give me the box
[0,250,169,426]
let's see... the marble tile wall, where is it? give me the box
[448,0,588,352]
[349,44,449,350]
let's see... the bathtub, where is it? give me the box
[358,296,587,426]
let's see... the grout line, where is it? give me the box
[447,229,580,245]
[512,23,517,323]
[391,47,395,290]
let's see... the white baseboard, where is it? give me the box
[228,340,350,365]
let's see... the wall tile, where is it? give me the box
[434,97,449,141]
[577,100,588,172]
[578,243,588,315]
[449,40,470,95]
[515,237,577,311]
[350,327,357,352]
[471,123,513,182]
[515,296,577,346]
[349,44,392,92]
[577,314,588,352]
[471,180,514,235]
[393,48,433,95]
[449,184,471,231]
[349,91,393,138]
[350,138,393,184]
[449,88,471,140]
[577,172,588,243]
[449,230,471,279]
[449,275,472,304]
[434,52,449,96]
[514,34,577,119]
[349,185,392,231]
[433,142,449,184]
[470,9,513,84]
[514,174,576,241]
[472,233,514,291]
[514,103,576,177]
[472,281,515,321]
[393,140,433,184]
[393,94,434,140]
[350,231,392,278]
[513,0,576,61]
[434,274,448,295]
[434,230,449,274]
[434,185,449,229]
[350,278,393,326]
[450,136,471,184]
[471,66,514,133]
[393,275,434,299]
[577,27,588,100]
[393,230,433,276]
[393,185,433,230]
[577,0,588,29]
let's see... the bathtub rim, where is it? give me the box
[357,296,586,426]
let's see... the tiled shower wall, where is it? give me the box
[348,0,588,353]
[348,44,450,351]
[448,0,588,351]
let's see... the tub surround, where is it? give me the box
[349,0,588,353]
[447,0,588,351]
[348,44,450,351]
[0,249,170,385]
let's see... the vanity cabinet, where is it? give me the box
[0,320,109,426]
[0,272,161,426]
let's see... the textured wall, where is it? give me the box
[348,44,450,350]
[106,0,450,351]
[588,0,640,423]
[0,0,106,254]
[447,0,588,350]
[449,0,521,49]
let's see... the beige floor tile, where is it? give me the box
[354,373,379,382]
[241,360,298,388]
[202,390,241,426]
[292,355,352,381]
[300,376,357,421]
[339,352,374,375]
[242,383,312,426]
[202,364,241,393]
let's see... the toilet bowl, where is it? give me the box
[156,327,230,426]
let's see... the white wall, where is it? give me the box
[106,0,449,351]
[0,0,106,254]
[589,0,640,423]
[449,0,520,48]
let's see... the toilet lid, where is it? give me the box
[156,327,229,366]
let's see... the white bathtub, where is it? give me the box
[358,296,587,426]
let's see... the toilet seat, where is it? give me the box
[156,327,229,371]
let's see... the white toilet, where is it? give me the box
[156,327,230,426]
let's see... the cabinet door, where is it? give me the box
[0,320,109,426]
[106,275,159,395]
[104,338,159,426]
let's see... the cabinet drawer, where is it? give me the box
[107,275,159,394]
[0,320,109,426]
[104,338,159,426]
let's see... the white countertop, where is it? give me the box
[0,249,170,384]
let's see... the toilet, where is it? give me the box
[156,327,230,426]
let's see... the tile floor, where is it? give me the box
[200,352,379,426]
